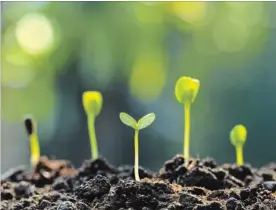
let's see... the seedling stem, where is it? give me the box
[134,129,140,181]
[236,145,243,166]
[184,103,191,161]
[88,114,98,160]
[30,133,40,166]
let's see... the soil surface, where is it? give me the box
[1,155,276,210]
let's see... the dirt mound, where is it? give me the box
[1,155,276,210]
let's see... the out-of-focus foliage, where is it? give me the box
[2,2,276,171]
[2,2,272,121]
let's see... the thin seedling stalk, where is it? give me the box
[184,103,191,163]
[87,114,98,160]
[134,129,140,181]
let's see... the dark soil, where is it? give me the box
[1,155,276,210]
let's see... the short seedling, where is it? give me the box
[230,124,247,166]
[24,117,40,166]
[82,91,103,160]
[119,112,156,181]
[175,76,200,165]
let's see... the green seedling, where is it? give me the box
[83,91,103,160]
[119,112,156,181]
[24,117,40,166]
[175,76,200,165]
[230,124,247,166]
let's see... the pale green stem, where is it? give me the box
[184,103,191,165]
[236,145,244,166]
[88,114,98,160]
[30,133,40,166]
[134,129,140,181]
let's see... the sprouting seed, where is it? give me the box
[230,124,247,166]
[82,91,103,160]
[175,76,200,165]
[119,112,156,181]
[24,116,40,166]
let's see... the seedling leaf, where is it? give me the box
[24,116,35,135]
[137,113,156,130]
[83,91,103,116]
[119,112,137,129]
[175,76,200,104]
[230,124,247,146]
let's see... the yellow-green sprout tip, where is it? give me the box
[82,91,103,116]
[24,117,40,166]
[230,124,247,146]
[230,124,247,166]
[175,76,200,105]
[82,91,103,160]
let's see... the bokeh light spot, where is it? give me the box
[171,2,206,24]
[15,13,54,55]
[134,4,162,23]
[2,51,36,88]
[129,53,166,102]
[227,2,264,27]
[213,20,248,53]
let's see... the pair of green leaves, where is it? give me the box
[120,112,155,130]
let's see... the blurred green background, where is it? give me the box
[1,2,276,172]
